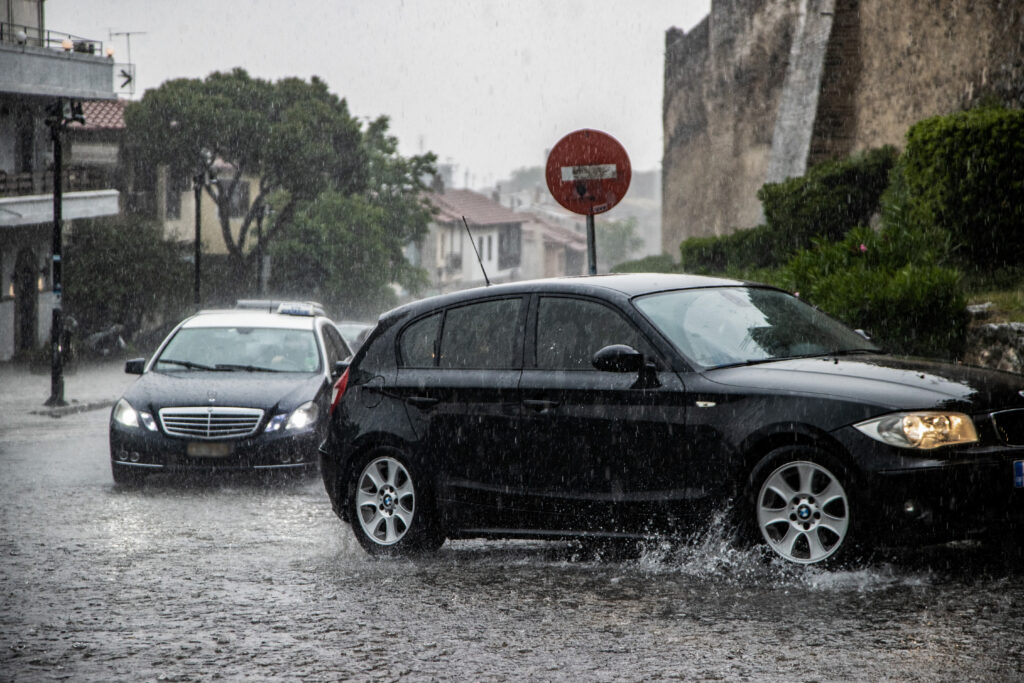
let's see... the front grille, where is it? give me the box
[159,407,264,439]
[991,409,1024,446]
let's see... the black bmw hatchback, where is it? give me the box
[320,274,1024,565]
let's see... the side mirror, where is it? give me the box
[125,357,146,375]
[592,344,645,373]
[332,360,350,380]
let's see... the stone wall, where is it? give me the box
[662,0,798,244]
[662,0,1024,255]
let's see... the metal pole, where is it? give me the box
[586,213,597,275]
[45,103,66,407]
[193,174,202,306]
[256,208,264,294]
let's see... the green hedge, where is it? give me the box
[678,146,898,273]
[784,225,966,357]
[902,105,1024,271]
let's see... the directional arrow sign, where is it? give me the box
[545,129,631,215]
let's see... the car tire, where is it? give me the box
[348,450,444,556]
[744,446,863,566]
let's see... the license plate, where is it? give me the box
[187,441,233,457]
[1015,460,1024,488]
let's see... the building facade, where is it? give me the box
[662,0,1024,254]
[0,0,118,360]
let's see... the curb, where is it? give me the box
[30,400,115,419]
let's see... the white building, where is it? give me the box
[0,0,118,361]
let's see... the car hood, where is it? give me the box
[703,354,1024,413]
[121,370,326,414]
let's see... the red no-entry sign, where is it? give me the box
[545,129,631,215]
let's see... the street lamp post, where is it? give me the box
[44,98,83,407]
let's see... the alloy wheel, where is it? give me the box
[355,456,416,546]
[756,460,850,564]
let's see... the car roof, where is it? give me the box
[181,310,319,330]
[386,272,755,319]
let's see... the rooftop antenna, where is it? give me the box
[462,215,491,286]
[109,29,146,65]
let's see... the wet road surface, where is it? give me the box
[2,404,1023,681]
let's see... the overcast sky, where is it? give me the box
[47,0,709,189]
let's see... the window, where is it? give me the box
[487,235,492,261]
[399,313,441,367]
[536,297,652,370]
[498,224,521,270]
[439,298,521,369]
[321,324,351,370]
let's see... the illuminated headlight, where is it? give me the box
[112,398,158,431]
[854,411,978,449]
[265,402,319,433]
[285,401,318,430]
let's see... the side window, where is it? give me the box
[536,297,653,370]
[321,323,350,369]
[399,313,441,367]
[439,298,522,369]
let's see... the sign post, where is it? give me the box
[545,129,631,275]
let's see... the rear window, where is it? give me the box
[398,298,523,370]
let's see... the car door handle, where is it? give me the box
[406,396,440,409]
[523,399,560,412]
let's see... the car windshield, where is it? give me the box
[155,326,322,373]
[634,286,879,369]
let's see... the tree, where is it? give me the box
[124,69,366,280]
[270,116,436,318]
[65,215,191,340]
[597,216,644,270]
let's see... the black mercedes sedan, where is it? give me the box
[110,303,352,485]
[319,274,1024,566]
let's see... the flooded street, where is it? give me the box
[2,405,1023,681]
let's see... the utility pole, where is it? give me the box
[44,99,84,407]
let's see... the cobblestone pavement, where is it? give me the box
[1,363,1023,681]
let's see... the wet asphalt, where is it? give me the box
[1,362,1023,681]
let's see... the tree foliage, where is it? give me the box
[596,216,644,270]
[65,215,191,339]
[123,69,366,275]
[269,191,428,319]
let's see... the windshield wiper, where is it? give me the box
[831,348,879,356]
[214,363,285,373]
[158,358,220,371]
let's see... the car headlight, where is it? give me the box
[285,401,318,430]
[854,411,978,449]
[112,398,158,431]
[265,401,319,433]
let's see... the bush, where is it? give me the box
[758,145,898,252]
[901,105,1024,272]
[784,225,966,357]
[678,224,778,273]
[613,253,678,273]
[65,216,191,342]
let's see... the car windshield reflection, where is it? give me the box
[634,286,880,369]
[155,327,322,373]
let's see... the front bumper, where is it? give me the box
[110,424,321,475]
[836,430,1024,544]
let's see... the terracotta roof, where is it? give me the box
[73,100,126,130]
[428,188,523,226]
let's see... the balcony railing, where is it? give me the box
[0,168,112,198]
[0,21,104,55]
